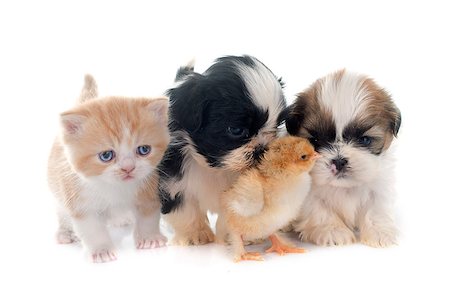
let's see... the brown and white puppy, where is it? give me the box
[285,70,401,247]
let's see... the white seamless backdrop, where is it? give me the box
[0,1,448,301]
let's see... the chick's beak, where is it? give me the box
[311,152,321,160]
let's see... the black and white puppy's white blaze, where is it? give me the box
[159,55,286,245]
[285,69,401,248]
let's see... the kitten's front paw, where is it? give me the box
[360,227,397,248]
[136,234,167,249]
[171,226,215,246]
[301,225,356,246]
[56,229,78,244]
[91,249,117,263]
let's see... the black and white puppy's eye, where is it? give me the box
[99,150,115,162]
[227,126,249,139]
[137,145,152,156]
[358,136,372,146]
[307,136,319,146]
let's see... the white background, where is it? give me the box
[1,1,449,301]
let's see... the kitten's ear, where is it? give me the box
[60,112,87,135]
[147,97,169,124]
[78,74,98,104]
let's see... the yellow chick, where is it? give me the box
[220,136,320,261]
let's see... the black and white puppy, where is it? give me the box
[286,70,401,247]
[159,55,286,245]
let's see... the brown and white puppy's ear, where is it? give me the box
[285,98,307,136]
[355,78,402,151]
[383,98,402,150]
[285,83,336,150]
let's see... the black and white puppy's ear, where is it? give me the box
[174,59,195,82]
[285,95,308,135]
[167,74,207,133]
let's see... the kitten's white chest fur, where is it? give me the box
[79,179,139,216]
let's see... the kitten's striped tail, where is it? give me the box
[78,74,98,103]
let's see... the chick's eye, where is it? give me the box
[301,154,308,160]
[137,145,151,156]
[358,136,372,146]
[99,150,115,162]
[227,126,249,138]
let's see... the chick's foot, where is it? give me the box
[266,234,307,255]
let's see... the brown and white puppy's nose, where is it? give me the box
[331,157,348,174]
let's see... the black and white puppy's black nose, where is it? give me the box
[331,157,348,172]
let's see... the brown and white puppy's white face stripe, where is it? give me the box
[286,70,401,188]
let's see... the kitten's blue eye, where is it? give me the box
[358,136,372,146]
[137,145,151,156]
[99,150,115,162]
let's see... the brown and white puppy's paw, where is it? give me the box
[359,214,398,247]
[360,228,397,248]
[300,225,356,246]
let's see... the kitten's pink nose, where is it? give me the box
[120,159,135,173]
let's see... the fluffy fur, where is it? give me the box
[158,55,286,245]
[221,136,319,261]
[285,70,401,247]
[48,75,170,262]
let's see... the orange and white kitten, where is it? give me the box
[48,75,170,263]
